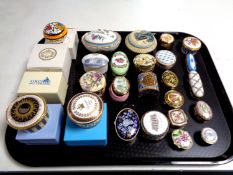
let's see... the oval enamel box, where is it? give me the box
[172,129,193,150]
[81,29,121,52]
[6,95,48,132]
[110,51,129,76]
[182,36,202,55]
[159,33,174,49]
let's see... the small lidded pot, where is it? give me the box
[81,29,121,52]
[164,90,184,109]
[201,127,218,145]
[110,51,129,76]
[194,101,213,121]
[109,76,130,102]
[155,50,176,69]
[138,72,159,97]
[161,70,179,89]
[43,22,68,44]
[141,111,169,141]
[168,109,188,128]
[6,95,48,132]
[79,71,106,97]
[114,108,140,143]
[125,30,157,53]
[67,92,104,128]
[172,129,193,150]
[182,36,202,55]
[82,53,109,74]
[159,33,174,49]
[133,54,156,72]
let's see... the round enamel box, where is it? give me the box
[6,95,48,132]
[133,54,156,72]
[79,71,106,97]
[182,36,202,55]
[141,111,170,141]
[67,92,104,128]
[110,51,129,76]
[43,22,68,44]
[114,108,140,143]
[81,29,121,52]
[155,50,176,69]
[159,33,174,49]
[125,30,157,53]
[82,53,109,74]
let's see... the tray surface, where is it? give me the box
[5,31,233,166]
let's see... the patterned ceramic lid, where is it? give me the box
[80,71,106,93]
[141,111,169,137]
[6,95,47,130]
[162,70,179,88]
[67,92,103,124]
[172,129,193,150]
[111,51,129,69]
[43,22,65,36]
[112,76,130,96]
[133,54,156,67]
[168,109,188,127]
[195,101,213,121]
[82,53,109,68]
[160,33,174,44]
[114,108,140,142]
[183,36,202,51]
[155,50,176,67]
[201,127,218,144]
[164,90,184,108]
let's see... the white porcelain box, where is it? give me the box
[17,71,68,104]
[27,44,71,83]
[45,28,79,60]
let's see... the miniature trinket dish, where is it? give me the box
[114,108,140,142]
[155,50,176,69]
[164,90,184,109]
[161,70,179,88]
[133,54,156,72]
[159,33,174,49]
[189,71,204,98]
[79,71,106,96]
[186,54,197,72]
[6,95,48,132]
[16,104,64,145]
[138,72,159,96]
[141,111,169,141]
[64,103,107,146]
[27,44,71,83]
[82,53,109,74]
[182,36,202,55]
[168,109,188,128]
[194,101,213,121]
[17,71,68,104]
[125,30,157,53]
[109,76,130,102]
[81,29,121,52]
[172,129,193,150]
[201,127,218,145]
[110,51,129,76]
[67,92,104,128]
[43,22,68,44]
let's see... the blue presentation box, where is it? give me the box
[16,104,64,145]
[64,103,107,146]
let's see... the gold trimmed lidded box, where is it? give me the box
[172,129,193,150]
[168,109,188,128]
[194,101,213,121]
[182,36,202,55]
[110,51,129,76]
[141,111,170,141]
[159,33,174,49]
[164,90,184,109]
[6,95,48,132]
[125,30,157,53]
[79,71,106,96]
[27,44,71,83]
[43,22,68,44]
[155,50,176,69]
[67,92,104,128]
[81,29,121,52]
[161,70,179,89]
[82,53,109,74]
[17,71,68,104]
[133,54,156,72]
[201,127,218,145]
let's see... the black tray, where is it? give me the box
[5,31,233,167]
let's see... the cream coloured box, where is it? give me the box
[17,71,68,104]
[44,28,79,59]
[27,44,71,83]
